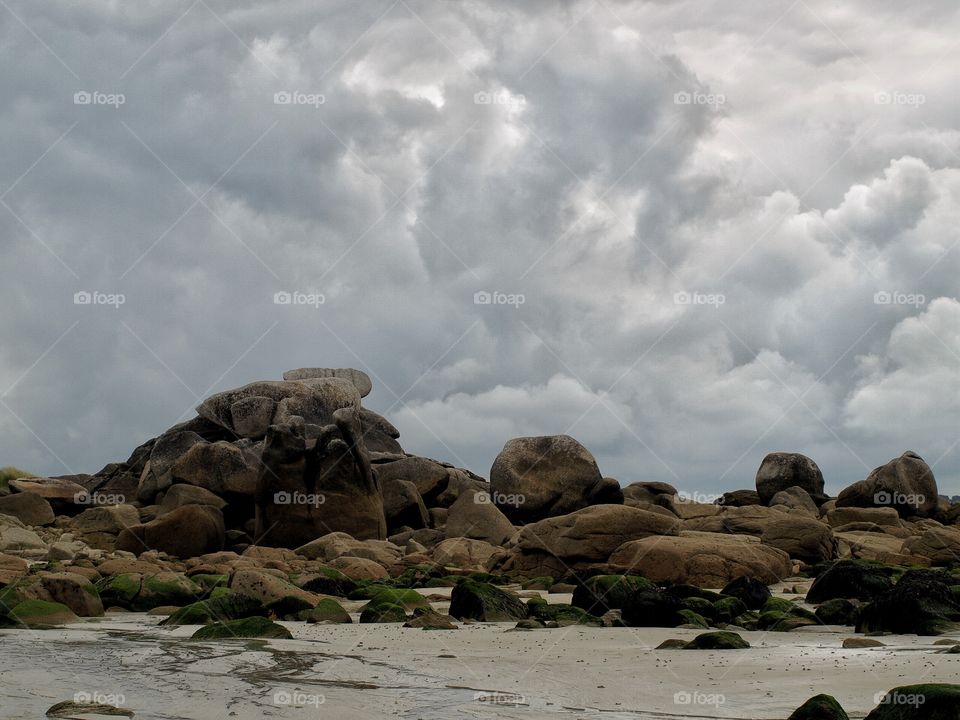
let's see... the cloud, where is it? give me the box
[0,0,957,497]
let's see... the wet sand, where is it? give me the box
[2,590,958,719]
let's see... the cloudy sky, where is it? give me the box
[1,0,957,497]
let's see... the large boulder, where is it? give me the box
[836,451,938,518]
[857,569,960,635]
[0,492,54,526]
[806,560,897,603]
[39,572,104,617]
[433,538,504,571]
[157,484,227,516]
[169,441,260,495]
[373,457,452,506]
[865,684,960,720]
[444,491,516,546]
[449,578,527,621]
[489,435,622,523]
[230,568,319,608]
[197,378,361,439]
[381,479,428,534]
[70,504,140,534]
[825,507,901,528]
[755,452,825,505]
[282,367,372,397]
[508,505,680,577]
[116,505,225,558]
[137,430,205,502]
[254,408,386,546]
[902,526,960,566]
[608,532,793,587]
[358,407,403,455]
[760,516,836,563]
[788,695,849,720]
[682,504,789,536]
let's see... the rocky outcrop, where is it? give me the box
[856,569,960,635]
[608,532,793,587]
[836,451,938,518]
[760,515,836,564]
[506,505,680,576]
[116,504,225,558]
[755,452,825,505]
[254,408,386,545]
[902,526,960,565]
[490,435,623,523]
[444,491,516,546]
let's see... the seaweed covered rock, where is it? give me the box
[857,570,960,636]
[620,589,683,628]
[807,560,897,603]
[788,694,849,720]
[162,592,265,626]
[191,616,292,640]
[865,684,960,719]
[300,598,351,624]
[449,578,527,622]
[720,576,771,610]
[815,598,859,625]
[571,575,655,615]
[3,599,77,628]
[683,631,749,649]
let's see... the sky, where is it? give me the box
[0,0,957,498]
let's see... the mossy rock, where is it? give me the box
[865,684,960,719]
[768,615,819,632]
[189,574,229,592]
[683,631,750,650]
[191,616,292,640]
[681,596,717,621]
[449,578,527,622]
[663,584,722,602]
[522,576,555,590]
[208,586,232,600]
[347,582,395,600]
[572,575,654,615]
[363,589,429,611]
[732,611,760,630]
[135,573,201,611]
[677,609,710,629]
[788,693,849,720]
[762,597,797,614]
[815,598,858,626]
[858,570,960,636]
[359,601,407,623]
[8,599,78,628]
[527,601,602,626]
[95,574,142,609]
[807,560,898,603]
[392,565,446,589]
[161,592,265,626]
[265,595,315,620]
[713,596,749,624]
[298,598,351,624]
[403,608,457,630]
